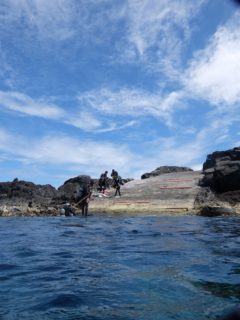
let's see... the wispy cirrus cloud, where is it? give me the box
[1,0,79,41]
[66,111,102,131]
[0,45,17,88]
[0,91,102,131]
[0,91,65,119]
[0,0,207,75]
[125,0,205,54]
[78,87,184,127]
[95,120,138,133]
[0,90,137,133]
[117,0,207,75]
[0,0,124,43]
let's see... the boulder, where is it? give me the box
[56,175,92,203]
[141,166,193,179]
[201,147,240,193]
[198,206,236,217]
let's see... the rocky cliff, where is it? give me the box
[201,147,240,192]
[194,147,240,216]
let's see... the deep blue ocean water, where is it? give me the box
[0,214,239,320]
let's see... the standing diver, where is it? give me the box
[76,183,91,216]
[112,171,122,197]
[98,171,109,194]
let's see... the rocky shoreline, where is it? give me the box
[1,147,240,217]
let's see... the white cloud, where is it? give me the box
[0,129,137,177]
[150,136,204,167]
[0,91,65,119]
[125,0,192,55]
[0,90,141,133]
[96,120,138,133]
[185,14,240,106]
[0,0,207,85]
[24,135,134,168]
[78,88,184,126]
[0,45,17,88]
[0,90,107,131]
[0,106,238,183]
[117,0,206,74]
[63,110,137,133]
[0,0,125,45]
[137,110,240,174]
[66,111,102,131]
[0,126,205,182]
[0,128,13,147]
[1,0,206,69]
[1,0,78,41]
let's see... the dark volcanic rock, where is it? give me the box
[0,179,57,206]
[198,206,236,217]
[141,166,193,179]
[201,147,240,193]
[216,190,240,204]
[56,175,92,203]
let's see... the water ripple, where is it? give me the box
[0,215,239,320]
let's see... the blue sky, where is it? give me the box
[0,0,240,187]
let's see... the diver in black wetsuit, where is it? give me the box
[77,184,91,216]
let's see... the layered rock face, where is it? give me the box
[141,166,193,179]
[201,147,240,193]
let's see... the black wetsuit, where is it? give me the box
[99,172,108,193]
[113,178,121,196]
[79,185,90,216]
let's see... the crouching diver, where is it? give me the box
[76,183,91,216]
[61,203,75,216]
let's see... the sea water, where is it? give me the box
[0,215,239,320]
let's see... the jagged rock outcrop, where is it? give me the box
[0,178,57,206]
[201,147,240,193]
[195,147,240,216]
[0,179,58,216]
[141,166,193,179]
